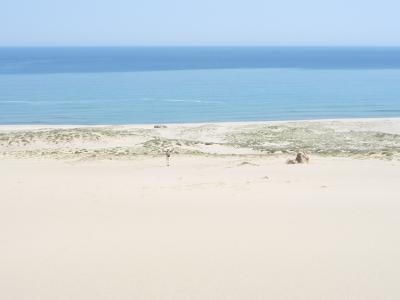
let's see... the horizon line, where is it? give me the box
[1,45,400,48]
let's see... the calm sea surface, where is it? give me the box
[1,47,399,124]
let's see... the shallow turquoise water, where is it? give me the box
[1,48,400,124]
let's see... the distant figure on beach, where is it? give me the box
[287,152,310,164]
[165,149,171,167]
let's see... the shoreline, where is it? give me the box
[1,116,400,131]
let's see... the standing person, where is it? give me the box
[165,149,171,167]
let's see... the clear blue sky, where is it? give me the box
[1,0,400,46]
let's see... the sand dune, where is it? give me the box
[1,119,400,299]
[1,118,400,160]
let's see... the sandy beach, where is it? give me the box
[1,118,400,299]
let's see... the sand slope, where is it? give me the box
[1,156,400,299]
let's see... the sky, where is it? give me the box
[1,0,400,46]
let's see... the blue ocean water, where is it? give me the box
[0,47,400,124]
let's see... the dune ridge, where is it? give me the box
[1,118,400,160]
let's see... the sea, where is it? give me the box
[0,47,400,125]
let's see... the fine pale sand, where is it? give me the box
[1,119,400,299]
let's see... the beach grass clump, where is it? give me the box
[224,124,400,159]
[1,122,400,160]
